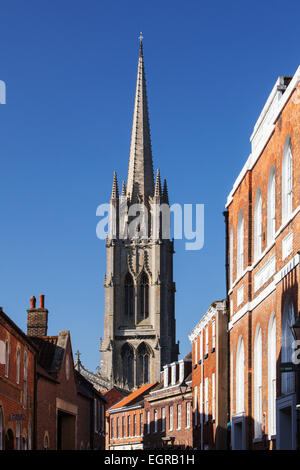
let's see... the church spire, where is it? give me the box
[163,178,169,204]
[154,168,162,197]
[127,33,154,202]
[111,171,119,199]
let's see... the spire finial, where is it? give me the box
[121,180,126,197]
[154,168,162,197]
[139,31,143,57]
[111,171,119,199]
[163,178,169,204]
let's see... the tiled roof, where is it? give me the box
[109,382,157,411]
[31,336,58,371]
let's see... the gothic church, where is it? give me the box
[100,38,179,391]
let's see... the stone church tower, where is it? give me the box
[100,37,179,391]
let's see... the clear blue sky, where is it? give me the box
[1,0,300,371]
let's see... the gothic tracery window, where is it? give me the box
[122,343,134,387]
[137,343,150,385]
[140,272,149,320]
[125,273,134,318]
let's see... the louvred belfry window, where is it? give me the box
[140,272,149,320]
[125,273,134,318]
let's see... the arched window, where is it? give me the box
[236,336,244,413]
[237,210,244,278]
[267,167,276,245]
[254,188,262,261]
[137,343,151,385]
[254,325,262,438]
[282,137,293,223]
[16,348,21,384]
[281,298,295,395]
[229,226,233,287]
[5,339,10,377]
[268,313,276,437]
[23,351,28,409]
[125,273,134,318]
[140,272,149,320]
[121,343,134,387]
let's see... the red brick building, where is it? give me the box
[0,307,36,450]
[106,382,157,450]
[226,68,300,449]
[143,356,193,450]
[27,295,106,450]
[189,300,228,449]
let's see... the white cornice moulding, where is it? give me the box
[228,205,300,296]
[229,252,300,330]
[226,65,300,208]
[188,301,226,343]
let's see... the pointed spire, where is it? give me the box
[154,168,162,197]
[121,180,126,197]
[111,171,119,199]
[139,31,143,58]
[163,178,169,204]
[127,35,154,202]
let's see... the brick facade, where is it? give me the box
[143,358,193,450]
[189,300,228,449]
[226,69,300,449]
[0,308,36,450]
[106,382,157,450]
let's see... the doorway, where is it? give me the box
[57,410,76,450]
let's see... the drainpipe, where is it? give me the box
[223,210,230,450]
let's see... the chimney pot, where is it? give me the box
[30,296,36,309]
[40,295,45,309]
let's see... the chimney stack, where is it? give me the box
[27,294,48,337]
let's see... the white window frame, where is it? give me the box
[254,188,262,261]
[281,298,295,395]
[230,226,233,286]
[212,373,215,421]
[154,409,158,433]
[200,331,203,361]
[23,351,28,409]
[177,404,181,430]
[16,347,21,384]
[204,377,209,422]
[236,336,245,414]
[212,320,216,350]
[169,405,173,431]
[254,325,262,439]
[194,387,198,426]
[267,166,276,245]
[186,402,191,429]
[268,313,276,438]
[162,407,166,432]
[205,326,209,355]
[5,339,9,378]
[282,137,293,223]
[237,210,244,277]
